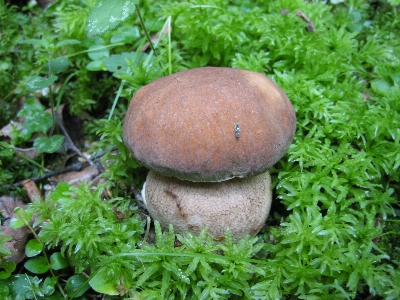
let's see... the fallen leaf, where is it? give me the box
[50,165,100,186]
[0,197,31,265]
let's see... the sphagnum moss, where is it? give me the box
[1,0,399,299]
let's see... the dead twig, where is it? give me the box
[22,179,42,201]
[2,146,115,189]
[54,110,104,173]
[295,10,316,32]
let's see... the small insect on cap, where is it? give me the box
[123,67,296,182]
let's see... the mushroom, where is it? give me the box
[123,67,296,240]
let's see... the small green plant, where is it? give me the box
[3,181,144,298]
[87,118,143,190]
[11,98,64,153]
[0,231,15,281]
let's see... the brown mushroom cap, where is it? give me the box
[123,67,296,182]
[143,170,272,240]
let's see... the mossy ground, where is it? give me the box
[0,0,399,299]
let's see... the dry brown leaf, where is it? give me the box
[50,165,100,186]
[0,196,31,265]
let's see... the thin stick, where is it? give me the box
[53,110,103,173]
[3,146,115,189]
[295,10,316,32]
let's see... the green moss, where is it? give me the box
[1,0,399,298]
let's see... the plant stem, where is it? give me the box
[47,52,55,135]
[135,4,157,56]
[108,79,125,121]
[167,16,172,75]
[11,146,47,170]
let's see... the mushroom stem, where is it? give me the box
[143,170,272,240]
